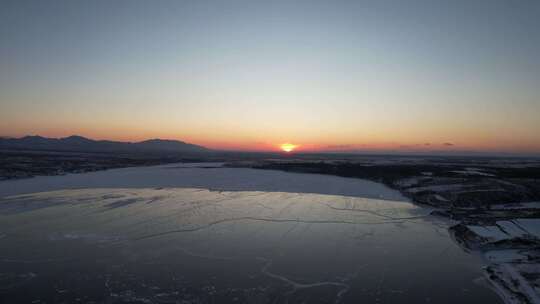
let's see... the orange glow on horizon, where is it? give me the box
[2,127,540,154]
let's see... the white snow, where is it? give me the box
[515,219,540,238]
[467,225,508,241]
[394,177,419,188]
[467,219,540,242]
[450,168,495,177]
[434,194,449,202]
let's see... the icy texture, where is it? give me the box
[0,163,406,201]
[0,188,501,303]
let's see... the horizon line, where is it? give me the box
[2,133,540,158]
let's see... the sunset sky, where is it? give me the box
[1,0,539,153]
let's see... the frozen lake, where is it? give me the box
[0,164,502,303]
[0,163,406,201]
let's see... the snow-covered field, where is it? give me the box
[0,162,407,201]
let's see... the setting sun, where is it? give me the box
[280,143,298,153]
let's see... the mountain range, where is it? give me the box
[0,135,210,154]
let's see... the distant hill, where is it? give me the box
[0,135,210,154]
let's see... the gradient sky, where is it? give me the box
[1,0,539,153]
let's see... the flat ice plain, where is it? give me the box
[0,163,406,200]
[0,163,502,303]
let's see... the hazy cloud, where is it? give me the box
[326,144,356,150]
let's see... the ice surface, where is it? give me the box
[0,163,407,201]
[0,188,500,303]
